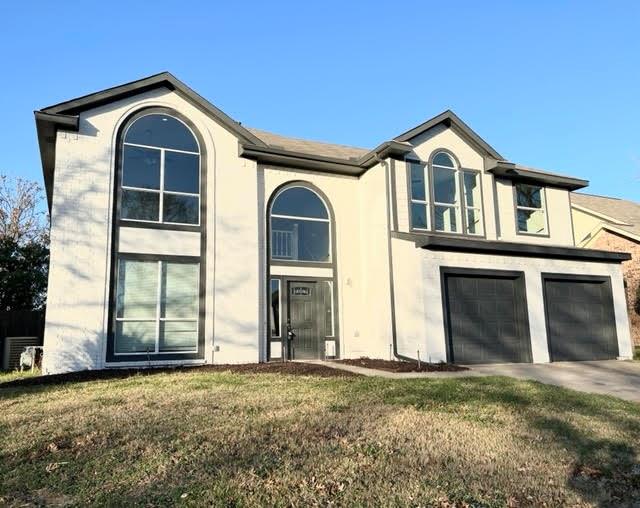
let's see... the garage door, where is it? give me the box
[543,275,618,361]
[442,268,532,364]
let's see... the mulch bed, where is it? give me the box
[0,362,359,389]
[334,358,468,373]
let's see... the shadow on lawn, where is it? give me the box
[378,376,640,505]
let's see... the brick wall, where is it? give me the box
[592,230,640,346]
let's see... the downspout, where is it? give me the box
[377,153,418,363]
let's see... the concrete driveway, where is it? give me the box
[471,360,640,403]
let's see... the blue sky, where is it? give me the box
[1,1,639,204]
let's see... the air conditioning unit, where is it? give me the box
[2,336,40,371]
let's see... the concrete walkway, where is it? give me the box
[312,360,640,403]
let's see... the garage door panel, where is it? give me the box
[443,269,532,365]
[543,276,618,362]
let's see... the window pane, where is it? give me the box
[122,189,159,221]
[163,194,199,224]
[159,321,198,352]
[410,162,426,201]
[432,152,455,168]
[116,260,158,318]
[411,203,428,229]
[518,209,546,234]
[164,152,199,194]
[435,205,458,232]
[463,172,481,208]
[516,184,542,208]
[433,167,457,204]
[125,114,199,152]
[122,146,161,189]
[323,281,334,337]
[466,209,483,235]
[271,217,330,262]
[161,262,199,319]
[115,321,156,354]
[270,279,280,337]
[271,187,328,219]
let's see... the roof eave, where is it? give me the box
[488,161,588,191]
[34,111,80,211]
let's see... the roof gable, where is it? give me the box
[571,193,640,239]
[393,110,503,160]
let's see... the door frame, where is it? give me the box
[440,266,533,364]
[541,273,619,362]
[268,275,340,361]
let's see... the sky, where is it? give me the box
[1,1,639,206]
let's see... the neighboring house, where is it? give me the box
[34,72,633,374]
[571,193,640,345]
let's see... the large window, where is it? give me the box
[409,151,483,235]
[270,186,331,262]
[114,258,200,354]
[121,114,200,226]
[515,183,547,235]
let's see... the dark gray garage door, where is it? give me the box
[543,275,618,362]
[442,268,532,364]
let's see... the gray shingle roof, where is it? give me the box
[246,127,369,161]
[571,192,640,238]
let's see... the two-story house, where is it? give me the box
[35,72,633,374]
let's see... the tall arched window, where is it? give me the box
[121,113,200,225]
[270,186,331,262]
[431,151,459,233]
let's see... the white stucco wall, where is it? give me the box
[43,87,262,373]
[391,238,633,363]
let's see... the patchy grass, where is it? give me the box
[1,369,640,506]
[0,368,40,384]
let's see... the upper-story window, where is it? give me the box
[270,186,331,263]
[121,114,200,226]
[515,183,547,235]
[409,151,483,235]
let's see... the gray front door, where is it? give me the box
[288,281,322,360]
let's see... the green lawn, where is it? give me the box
[1,368,640,506]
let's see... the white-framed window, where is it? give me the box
[114,258,200,354]
[270,278,281,337]
[409,159,429,230]
[461,170,483,235]
[515,183,547,235]
[323,280,334,337]
[432,152,460,233]
[409,151,483,235]
[121,113,200,226]
[270,186,331,263]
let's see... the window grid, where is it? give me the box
[121,144,200,226]
[515,184,547,235]
[461,170,483,236]
[409,153,483,236]
[114,259,199,356]
[409,160,430,231]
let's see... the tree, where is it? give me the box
[0,176,49,310]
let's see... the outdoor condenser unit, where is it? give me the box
[2,336,40,371]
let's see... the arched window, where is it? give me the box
[409,150,483,235]
[120,113,200,225]
[270,186,331,262]
[431,151,459,233]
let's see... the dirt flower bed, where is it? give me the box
[0,361,358,388]
[335,357,468,373]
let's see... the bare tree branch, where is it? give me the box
[0,175,48,245]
